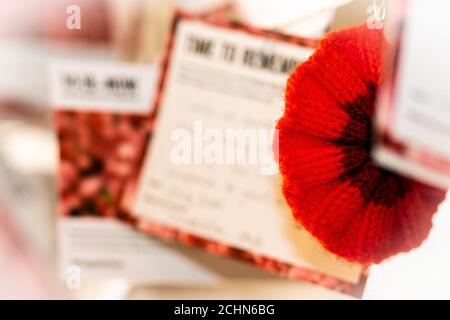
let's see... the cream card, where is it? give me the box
[132,17,363,289]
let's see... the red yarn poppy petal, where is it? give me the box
[277,129,347,186]
[283,69,350,141]
[309,25,386,104]
[277,24,447,264]
[283,179,368,247]
[282,26,386,142]
[283,171,446,264]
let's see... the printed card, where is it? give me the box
[52,60,220,285]
[131,14,366,297]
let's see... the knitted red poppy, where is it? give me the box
[276,25,447,264]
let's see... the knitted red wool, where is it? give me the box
[276,25,447,264]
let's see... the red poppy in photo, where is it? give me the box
[276,25,447,264]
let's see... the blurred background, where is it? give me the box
[1,0,450,300]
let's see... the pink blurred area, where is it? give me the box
[0,205,61,299]
[0,0,110,43]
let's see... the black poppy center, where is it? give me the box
[332,82,412,207]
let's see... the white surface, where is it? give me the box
[175,0,229,13]
[280,10,336,38]
[129,279,354,300]
[365,193,450,299]
[236,0,353,28]
[0,123,57,175]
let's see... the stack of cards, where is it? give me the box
[52,0,244,288]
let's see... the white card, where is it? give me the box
[58,218,220,285]
[374,0,450,188]
[390,1,450,159]
[50,60,158,113]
